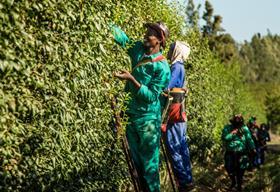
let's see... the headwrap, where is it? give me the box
[170,41,191,64]
[230,114,244,127]
[248,116,257,124]
[145,22,169,49]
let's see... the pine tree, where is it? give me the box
[186,0,200,29]
[202,0,214,36]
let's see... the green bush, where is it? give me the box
[0,0,129,191]
[0,0,265,191]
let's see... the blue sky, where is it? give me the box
[185,0,280,42]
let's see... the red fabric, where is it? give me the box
[168,103,186,123]
[152,55,165,62]
[161,124,167,132]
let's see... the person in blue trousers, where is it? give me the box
[164,41,194,192]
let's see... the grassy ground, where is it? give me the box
[243,153,280,192]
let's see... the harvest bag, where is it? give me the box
[168,88,186,123]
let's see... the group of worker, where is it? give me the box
[222,115,271,191]
[110,21,271,192]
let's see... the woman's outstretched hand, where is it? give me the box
[114,70,133,80]
[114,70,141,90]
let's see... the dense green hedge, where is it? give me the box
[0,0,265,191]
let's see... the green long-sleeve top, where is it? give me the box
[111,25,171,119]
[222,124,255,152]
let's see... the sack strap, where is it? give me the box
[152,55,165,62]
[161,92,173,124]
[132,55,166,71]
